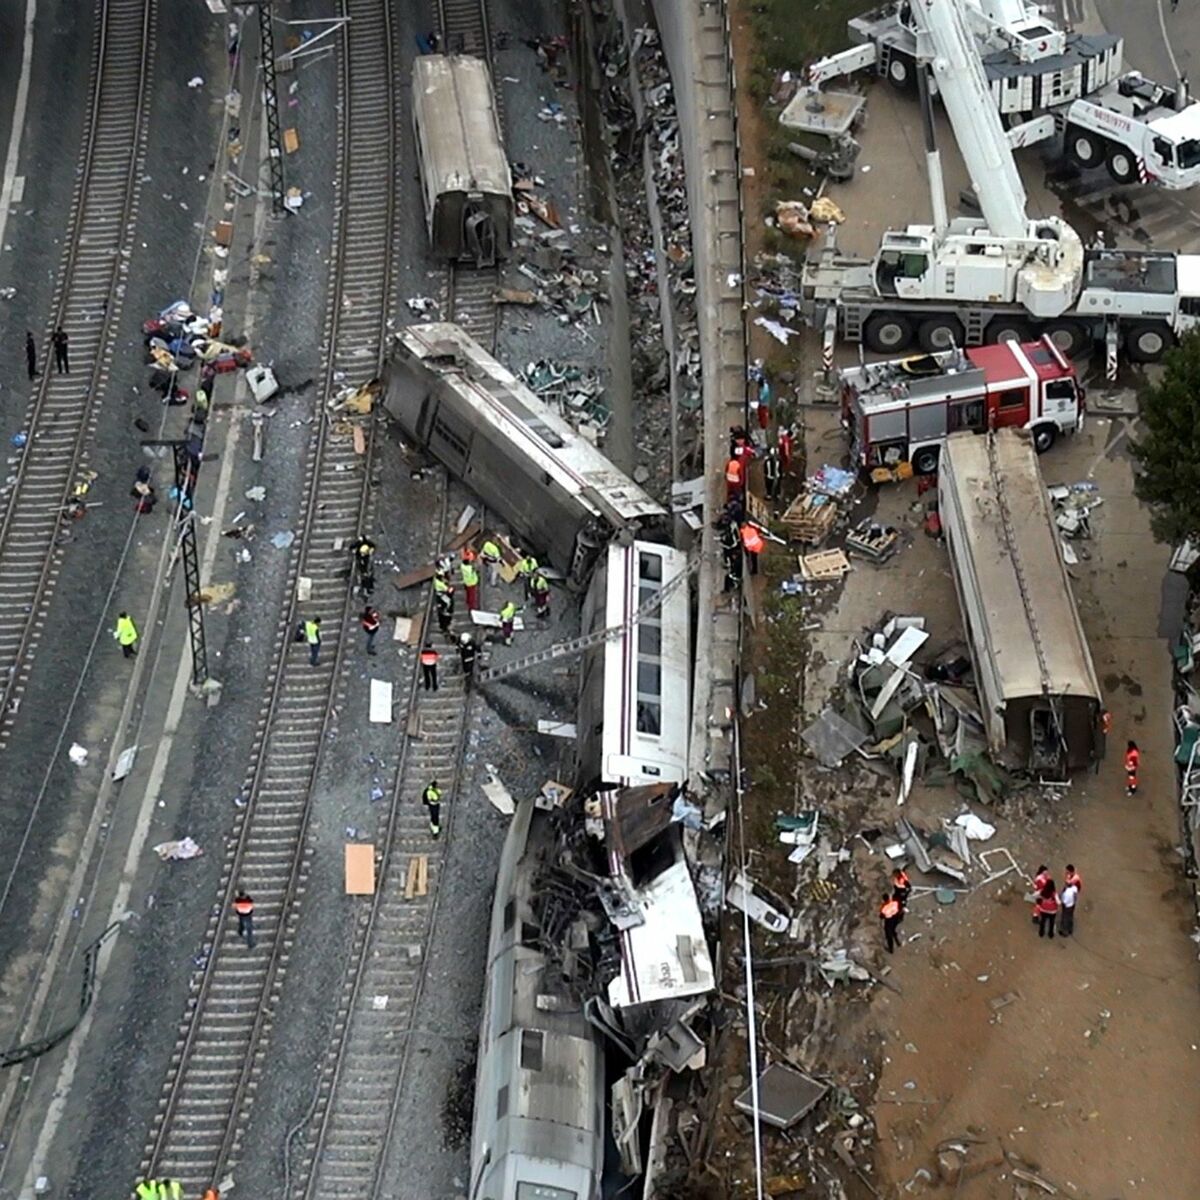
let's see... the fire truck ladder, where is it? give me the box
[985,432,1066,760]
[477,552,700,684]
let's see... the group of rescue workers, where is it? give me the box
[721,423,792,591]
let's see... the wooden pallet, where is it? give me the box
[845,518,900,562]
[782,492,839,545]
[404,854,429,899]
[799,549,852,581]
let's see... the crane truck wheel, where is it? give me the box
[985,319,1030,345]
[1031,424,1057,454]
[864,313,915,354]
[1106,147,1139,185]
[1043,320,1086,358]
[885,54,915,92]
[1065,127,1103,170]
[917,316,965,352]
[1125,322,1173,363]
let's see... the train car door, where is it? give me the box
[427,401,473,474]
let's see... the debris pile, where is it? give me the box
[598,15,702,498]
[521,359,610,436]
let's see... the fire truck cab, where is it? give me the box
[839,335,1083,474]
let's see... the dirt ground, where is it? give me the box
[717,10,1200,1197]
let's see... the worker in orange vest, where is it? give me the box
[420,643,440,692]
[1124,740,1140,794]
[891,868,911,909]
[879,892,903,953]
[739,521,764,575]
[233,890,254,950]
[725,456,744,504]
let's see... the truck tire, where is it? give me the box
[885,53,916,91]
[1106,146,1139,185]
[912,445,941,475]
[918,315,964,352]
[1043,320,1087,358]
[1031,424,1057,454]
[1065,127,1103,170]
[864,312,915,354]
[1125,321,1173,363]
[985,318,1029,345]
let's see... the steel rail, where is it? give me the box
[137,0,400,1191]
[0,0,155,749]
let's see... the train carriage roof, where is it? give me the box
[412,55,512,199]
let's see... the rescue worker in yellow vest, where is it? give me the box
[422,779,443,838]
[159,1179,183,1200]
[530,571,551,621]
[480,538,502,587]
[500,599,518,645]
[114,612,139,659]
[516,551,539,599]
[460,549,480,611]
[134,1181,157,1200]
[304,616,322,667]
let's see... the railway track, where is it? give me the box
[0,0,154,749]
[137,1,400,1191]
[288,3,503,1196]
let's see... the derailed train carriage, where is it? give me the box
[411,54,513,265]
[383,323,668,588]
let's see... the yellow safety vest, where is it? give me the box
[304,620,320,644]
[116,617,138,646]
[500,602,517,620]
[423,786,441,804]
[460,561,479,587]
[481,540,501,562]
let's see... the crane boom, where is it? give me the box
[911,0,1029,239]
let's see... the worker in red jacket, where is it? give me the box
[1030,864,1049,923]
[725,456,744,505]
[879,893,903,953]
[891,868,911,909]
[1124,740,1140,795]
[739,521,765,575]
[1035,881,1059,939]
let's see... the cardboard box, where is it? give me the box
[345,843,375,894]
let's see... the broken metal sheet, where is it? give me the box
[481,771,515,816]
[726,870,789,934]
[670,475,706,513]
[886,626,929,667]
[896,738,919,806]
[607,853,716,1008]
[611,1074,645,1177]
[537,719,577,739]
[112,745,138,781]
[800,707,869,768]
[644,1014,706,1072]
[734,1062,828,1130]
[869,665,909,721]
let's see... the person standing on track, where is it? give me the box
[360,605,380,655]
[52,326,69,373]
[880,892,903,953]
[25,331,38,380]
[114,612,139,659]
[233,890,255,949]
[516,550,539,600]
[480,537,502,588]
[500,599,518,646]
[304,616,321,667]
[423,778,443,837]
[530,571,551,620]
[459,631,478,685]
[461,548,480,612]
[420,642,440,691]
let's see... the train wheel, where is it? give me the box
[918,315,965,352]
[864,312,915,354]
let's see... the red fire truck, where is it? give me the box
[839,336,1084,475]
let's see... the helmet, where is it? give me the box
[462,547,477,561]
[460,631,473,645]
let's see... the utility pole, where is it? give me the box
[256,3,286,214]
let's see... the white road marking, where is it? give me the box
[0,0,37,256]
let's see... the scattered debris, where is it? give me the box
[154,837,203,861]
[734,1063,828,1130]
[68,743,89,766]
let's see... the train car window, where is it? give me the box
[637,661,662,695]
[638,551,663,581]
[638,624,662,655]
[636,701,661,735]
[432,416,469,459]
[519,1029,545,1071]
[503,898,516,931]
[497,1085,509,1119]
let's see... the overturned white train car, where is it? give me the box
[384,323,667,587]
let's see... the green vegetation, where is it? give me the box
[743,0,866,100]
[1131,332,1200,544]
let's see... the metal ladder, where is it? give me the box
[478,553,700,684]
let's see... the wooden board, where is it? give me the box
[390,524,484,590]
[799,549,852,581]
[404,854,429,899]
[369,679,393,724]
[283,127,300,153]
[345,843,376,895]
[352,425,366,455]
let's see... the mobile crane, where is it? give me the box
[802,0,1200,373]
[804,0,1200,191]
